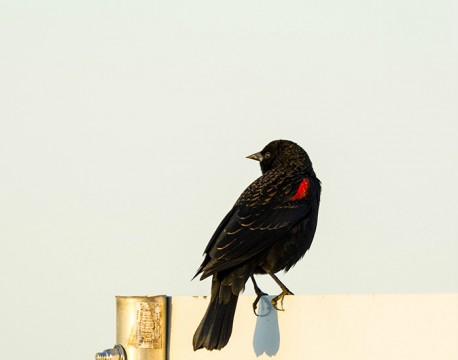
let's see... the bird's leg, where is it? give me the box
[251,275,268,316]
[266,270,294,311]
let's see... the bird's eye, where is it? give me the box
[264,152,271,159]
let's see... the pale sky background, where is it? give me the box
[1,1,457,359]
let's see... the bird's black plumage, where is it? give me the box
[193,140,321,351]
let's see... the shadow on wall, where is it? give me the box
[252,296,280,357]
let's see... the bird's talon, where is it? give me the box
[271,297,284,311]
[271,290,294,311]
[252,292,268,316]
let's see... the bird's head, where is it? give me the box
[246,139,314,175]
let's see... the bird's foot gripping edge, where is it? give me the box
[271,288,294,311]
[252,290,269,316]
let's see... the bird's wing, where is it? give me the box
[197,172,316,279]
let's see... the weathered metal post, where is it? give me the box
[96,295,167,360]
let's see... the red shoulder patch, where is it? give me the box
[290,178,310,201]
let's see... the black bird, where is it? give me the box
[192,139,321,351]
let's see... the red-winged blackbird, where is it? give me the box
[192,140,321,351]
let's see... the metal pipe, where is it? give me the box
[116,296,167,360]
[95,295,167,360]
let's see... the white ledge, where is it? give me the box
[169,294,458,359]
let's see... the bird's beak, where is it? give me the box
[246,152,263,161]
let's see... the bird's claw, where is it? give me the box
[252,291,268,316]
[271,289,294,311]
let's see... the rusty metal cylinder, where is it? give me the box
[116,296,167,360]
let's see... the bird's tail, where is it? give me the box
[193,276,239,351]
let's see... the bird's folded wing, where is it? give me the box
[200,198,311,278]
